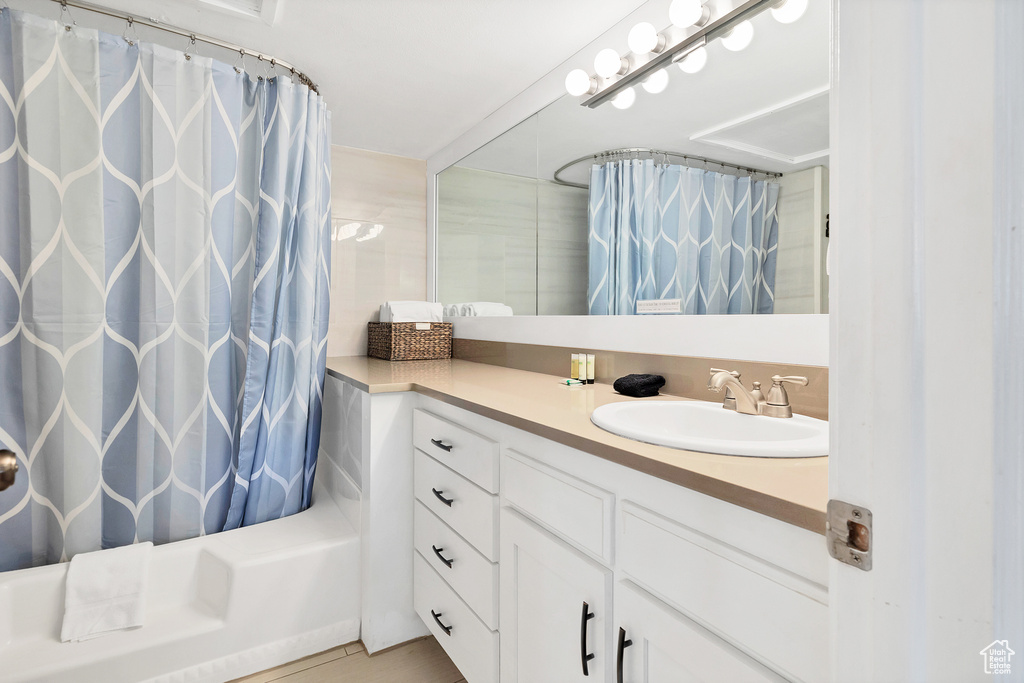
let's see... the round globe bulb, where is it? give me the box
[565,69,593,96]
[594,48,624,78]
[611,87,636,110]
[669,0,705,28]
[770,0,808,24]
[676,46,707,74]
[641,69,669,94]
[721,20,754,51]
[627,22,659,55]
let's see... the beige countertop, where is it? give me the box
[326,356,828,535]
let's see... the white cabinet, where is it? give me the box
[409,396,828,683]
[615,581,784,683]
[499,509,613,683]
[411,409,500,683]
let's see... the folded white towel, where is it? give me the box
[61,541,153,642]
[379,301,444,323]
[455,302,514,317]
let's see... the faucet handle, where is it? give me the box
[763,376,809,418]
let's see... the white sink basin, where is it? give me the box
[590,400,828,458]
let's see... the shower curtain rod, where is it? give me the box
[552,147,782,189]
[40,0,318,93]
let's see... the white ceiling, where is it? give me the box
[8,0,649,159]
[458,0,830,182]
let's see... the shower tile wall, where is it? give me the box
[329,146,427,356]
[437,166,589,316]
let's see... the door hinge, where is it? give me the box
[826,499,872,571]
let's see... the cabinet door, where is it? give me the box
[615,581,784,683]
[500,508,613,683]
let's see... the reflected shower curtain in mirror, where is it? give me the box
[588,159,779,315]
[0,9,331,571]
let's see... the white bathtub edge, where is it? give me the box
[148,618,361,683]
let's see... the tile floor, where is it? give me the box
[233,636,466,683]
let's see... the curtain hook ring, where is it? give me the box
[184,34,196,61]
[60,1,77,31]
[233,48,245,74]
[122,16,139,46]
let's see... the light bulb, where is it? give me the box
[611,87,636,110]
[627,22,660,55]
[669,0,708,28]
[770,0,808,24]
[641,69,669,94]
[676,46,707,74]
[721,20,754,51]
[594,48,624,78]
[565,69,593,96]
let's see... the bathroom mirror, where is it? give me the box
[436,0,829,316]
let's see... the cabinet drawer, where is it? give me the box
[414,409,499,493]
[502,450,613,562]
[415,552,498,683]
[415,449,498,560]
[414,500,498,629]
[619,502,828,682]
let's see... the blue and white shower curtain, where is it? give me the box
[0,9,331,571]
[588,159,779,315]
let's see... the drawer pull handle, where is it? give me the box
[616,626,633,683]
[581,601,596,676]
[430,438,453,452]
[431,609,452,636]
[431,488,454,507]
[432,545,454,568]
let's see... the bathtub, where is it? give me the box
[0,475,360,683]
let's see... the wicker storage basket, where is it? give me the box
[367,322,453,361]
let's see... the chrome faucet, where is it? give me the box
[0,449,17,492]
[707,370,808,418]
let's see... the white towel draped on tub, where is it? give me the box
[379,301,444,323]
[61,541,153,642]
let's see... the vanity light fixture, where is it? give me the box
[611,86,636,109]
[594,48,628,78]
[641,69,669,94]
[669,0,711,28]
[676,46,708,74]
[627,22,665,55]
[770,0,807,24]
[568,0,784,108]
[721,19,754,51]
[565,69,596,96]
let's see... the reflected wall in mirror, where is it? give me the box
[437,0,830,316]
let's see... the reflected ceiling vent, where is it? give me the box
[199,0,279,23]
[689,86,830,166]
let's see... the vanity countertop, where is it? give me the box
[326,356,828,535]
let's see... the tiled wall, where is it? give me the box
[328,146,427,356]
[436,165,589,315]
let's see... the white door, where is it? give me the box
[615,581,783,683]
[830,1,1009,681]
[500,508,613,683]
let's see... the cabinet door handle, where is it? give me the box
[616,626,633,683]
[431,488,454,507]
[580,601,596,676]
[432,545,454,568]
[430,609,452,636]
[430,438,453,452]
